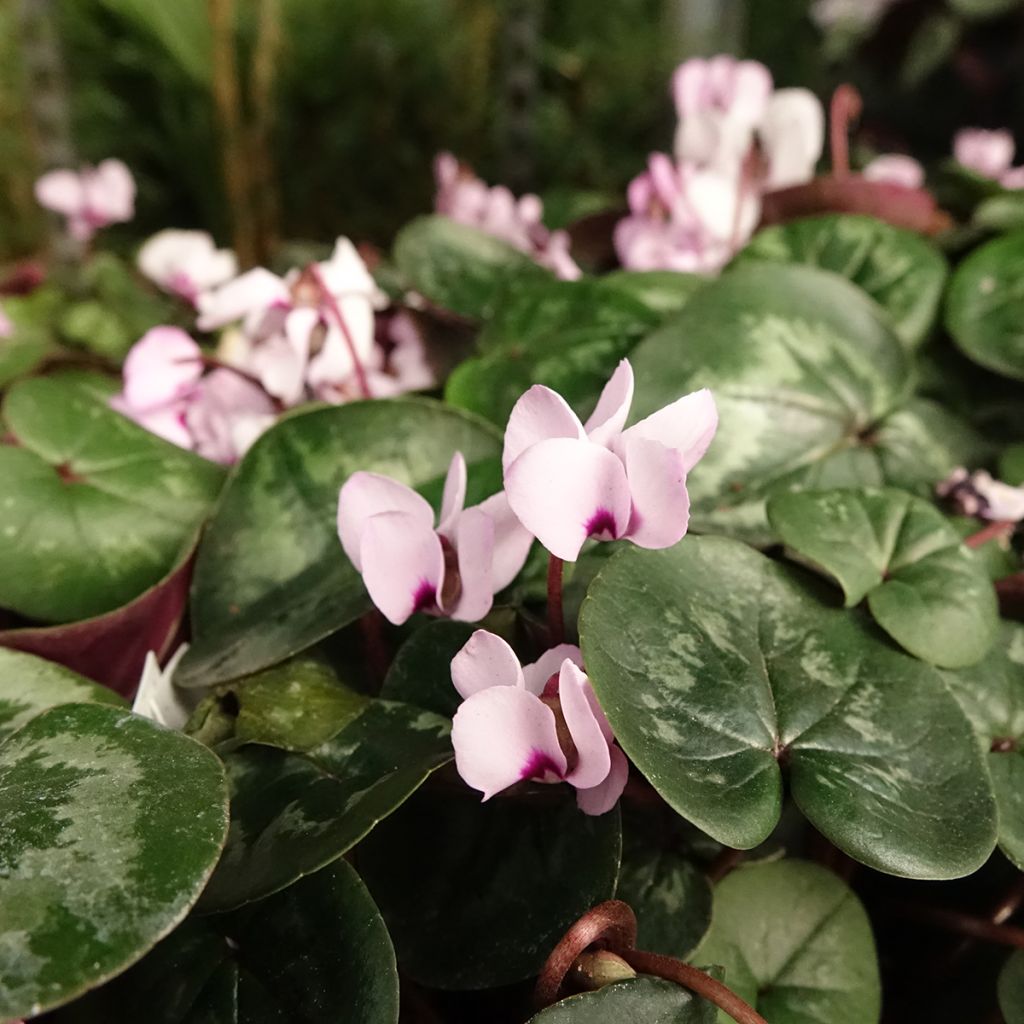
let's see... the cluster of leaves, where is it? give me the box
[7,195,1024,1024]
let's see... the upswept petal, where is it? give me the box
[575,744,629,816]
[759,88,825,190]
[196,268,290,331]
[451,629,525,699]
[91,159,136,221]
[131,644,191,730]
[954,128,1015,180]
[558,661,612,790]
[473,491,534,592]
[620,387,718,473]
[447,506,495,622]
[337,472,435,570]
[502,384,585,471]
[251,329,306,407]
[521,644,584,695]
[505,438,632,561]
[584,359,635,447]
[618,436,691,550]
[122,326,203,410]
[438,452,467,536]
[451,686,566,800]
[34,170,84,217]
[358,511,445,625]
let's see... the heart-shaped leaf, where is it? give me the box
[446,277,661,427]
[530,977,716,1023]
[178,398,501,688]
[0,703,228,1019]
[600,270,706,316]
[0,376,224,622]
[942,622,1024,870]
[0,647,124,743]
[946,231,1024,380]
[580,536,997,877]
[45,861,398,1024]
[198,697,451,912]
[628,262,973,541]
[358,788,622,989]
[693,860,881,1024]
[1000,951,1024,1024]
[393,215,552,320]
[736,214,948,349]
[767,488,998,668]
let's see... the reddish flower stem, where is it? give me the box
[547,554,565,647]
[965,519,1017,549]
[829,84,862,179]
[894,901,1024,949]
[359,609,391,692]
[308,261,373,400]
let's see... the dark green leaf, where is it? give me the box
[767,488,998,668]
[600,270,706,317]
[529,977,715,1023]
[974,192,1024,233]
[0,376,224,622]
[1000,951,1024,1024]
[580,536,997,877]
[178,398,500,688]
[393,215,551,320]
[946,231,1024,380]
[198,698,451,911]
[0,703,228,1019]
[1000,444,1024,485]
[380,619,474,717]
[736,215,948,349]
[694,860,881,1024]
[358,788,622,989]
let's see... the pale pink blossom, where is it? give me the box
[862,154,925,189]
[337,453,534,626]
[954,128,1024,189]
[502,359,717,562]
[0,304,12,339]
[35,159,135,242]
[138,229,237,305]
[434,153,581,280]
[450,630,628,815]
[132,645,191,730]
[938,468,1024,522]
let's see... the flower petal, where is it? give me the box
[521,644,583,695]
[91,159,136,222]
[502,384,585,472]
[558,661,611,790]
[619,436,691,550]
[196,268,290,331]
[438,452,467,535]
[447,506,496,622]
[505,438,632,561]
[122,326,204,410]
[131,644,191,730]
[862,155,925,190]
[473,491,534,592]
[337,473,435,570]
[359,511,444,626]
[759,88,825,190]
[584,360,634,447]
[451,629,525,699]
[452,686,566,800]
[576,744,629,816]
[35,170,84,217]
[620,387,718,474]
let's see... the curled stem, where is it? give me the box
[547,554,565,647]
[829,84,863,179]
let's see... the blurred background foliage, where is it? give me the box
[3,0,1024,264]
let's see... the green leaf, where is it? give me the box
[49,861,398,1024]
[0,647,125,743]
[529,977,716,1023]
[580,536,997,877]
[600,270,707,317]
[943,622,1024,871]
[974,191,1024,233]
[380,619,474,717]
[949,0,1019,18]
[178,398,501,688]
[767,488,998,668]
[628,262,957,541]
[198,698,452,911]
[393,215,552,320]
[693,860,881,1024]
[736,215,948,349]
[1001,444,1024,485]
[358,788,622,989]
[946,231,1024,380]
[446,277,660,426]
[0,376,224,622]
[0,703,228,1019]
[1000,951,1024,1024]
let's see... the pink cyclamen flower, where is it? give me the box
[862,154,925,189]
[185,369,276,464]
[954,128,1024,189]
[34,159,135,242]
[131,644,191,730]
[434,153,581,281]
[337,453,534,625]
[503,359,717,561]
[937,468,1024,523]
[0,304,12,339]
[450,630,628,815]
[138,229,237,305]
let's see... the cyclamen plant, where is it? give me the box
[10,47,1024,1024]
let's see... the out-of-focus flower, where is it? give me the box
[185,369,276,465]
[131,644,191,730]
[758,89,826,190]
[502,359,717,562]
[138,229,237,305]
[862,154,926,189]
[337,452,534,625]
[954,129,1024,189]
[811,0,896,32]
[449,630,628,815]
[0,304,12,339]
[34,160,135,242]
[938,468,1024,522]
[434,153,581,280]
